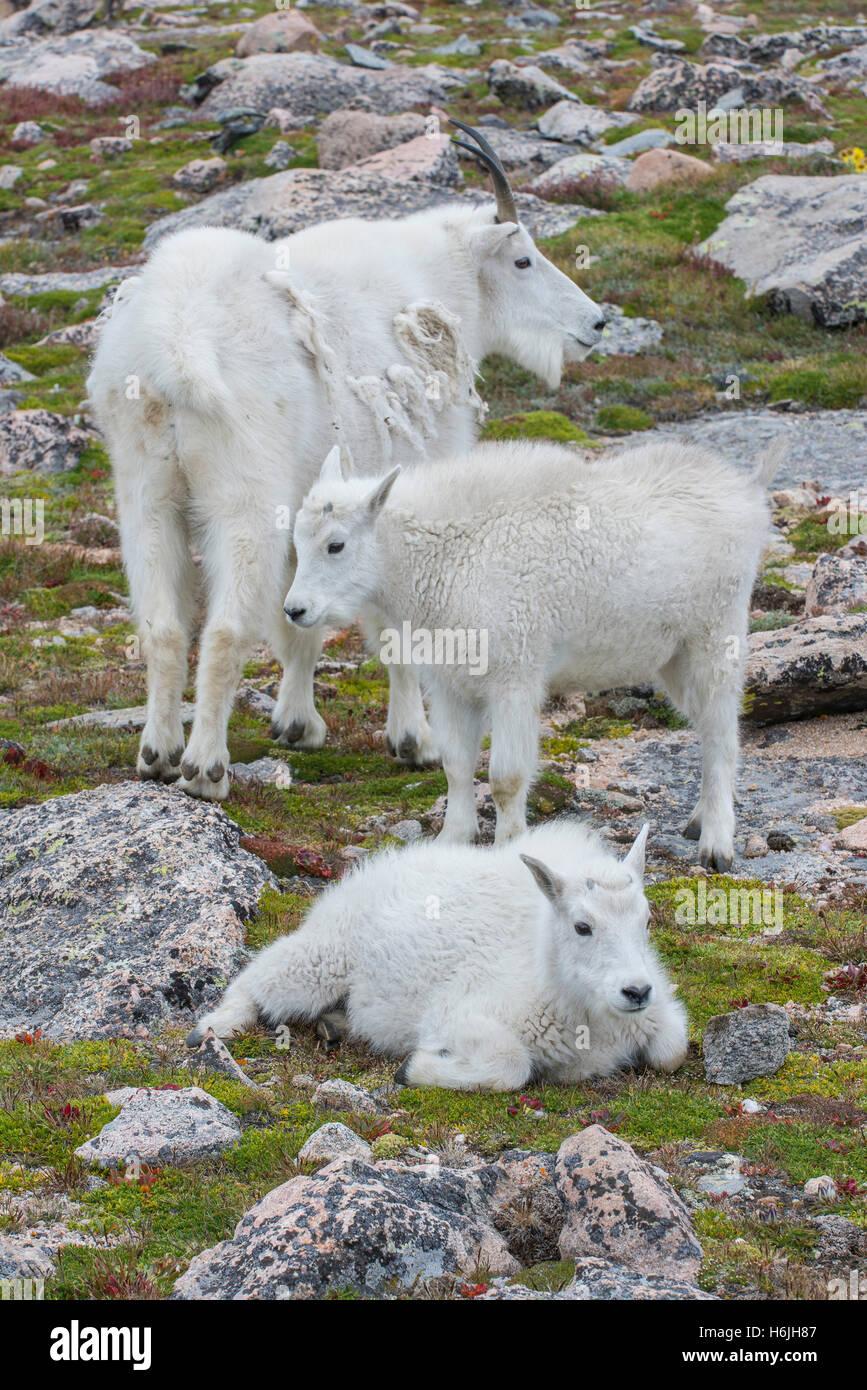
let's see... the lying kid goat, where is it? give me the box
[187,820,687,1090]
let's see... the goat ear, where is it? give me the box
[623,823,650,878]
[467,221,520,261]
[365,466,401,517]
[520,854,566,908]
[318,446,346,487]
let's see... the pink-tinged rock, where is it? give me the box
[317,108,427,170]
[75,1086,241,1169]
[837,816,867,851]
[805,551,867,617]
[555,1125,703,1280]
[626,148,713,192]
[171,1160,520,1299]
[350,133,461,186]
[236,11,321,59]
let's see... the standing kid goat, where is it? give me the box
[187,819,688,1091]
[285,437,785,872]
[87,122,605,799]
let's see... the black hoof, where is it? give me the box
[181,759,199,782]
[168,746,183,767]
[682,816,702,842]
[700,849,733,874]
[140,743,159,766]
[315,1011,346,1048]
[206,761,226,783]
[394,1058,412,1086]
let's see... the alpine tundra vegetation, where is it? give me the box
[0,0,866,1306]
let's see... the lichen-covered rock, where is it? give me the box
[488,58,579,108]
[0,781,273,1040]
[75,1087,241,1169]
[593,303,663,357]
[805,552,867,618]
[0,29,155,106]
[183,1028,258,1088]
[627,55,829,118]
[536,98,633,143]
[702,1003,791,1084]
[351,133,461,187]
[745,613,867,722]
[171,1159,520,1298]
[185,52,468,122]
[481,1257,716,1300]
[0,409,91,475]
[697,174,867,328]
[312,1078,387,1116]
[298,1123,372,1163]
[527,151,631,196]
[172,157,227,193]
[0,0,100,39]
[555,1125,703,1281]
[316,109,426,170]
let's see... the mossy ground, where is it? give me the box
[0,0,865,1302]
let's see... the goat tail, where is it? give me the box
[751,437,787,490]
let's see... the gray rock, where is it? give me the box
[75,1086,241,1169]
[457,125,586,177]
[805,552,867,617]
[628,55,829,119]
[183,1028,259,1087]
[702,1003,791,1084]
[711,139,835,164]
[143,163,589,251]
[0,408,91,476]
[505,8,561,31]
[745,613,867,722]
[811,1214,867,1259]
[48,703,194,731]
[601,127,675,157]
[696,1173,751,1197]
[263,140,295,170]
[528,151,632,197]
[434,33,482,58]
[488,58,579,109]
[229,755,293,788]
[345,43,391,70]
[555,1126,703,1281]
[630,23,685,54]
[697,174,867,327]
[0,353,34,386]
[11,121,46,145]
[390,818,423,842]
[0,28,154,106]
[0,266,123,297]
[172,156,227,192]
[0,781,273,1040]
[592,302,663,357]
[298,1122,372,1163]
[0,0,99,38]
[312,1078,387,1116]
[537,98,634,144]
[0,165,22,190]
[171,1158,520,1298]
[481,1258,716,1298]
[818,43,867,82]
[185,53,468,121]
[746,25,867,64]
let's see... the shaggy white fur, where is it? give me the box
[188,820,687,1091]
[86,201,603,799]
[286,437,785,871]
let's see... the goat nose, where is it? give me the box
[285,605,306,623]
[593,318,606,333]
[622,984,651,1009]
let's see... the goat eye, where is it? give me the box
[574,922,593,937]
[514,256,531,269]
[327,541,344,555]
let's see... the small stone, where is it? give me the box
[804,1175,837,1200]
[696,1173,750,1197]
[298,1122,372,1163]
[312,1078,386,1116]
[743,834,769,859]
[90,136,132,159]
[172,157,228,192]
[626,148,713,193]
[12,122,45,145]
[703,1003,791,1085]
[0,165,23,189]
[183,1028,259,1088]
[390,819,423,843]
[263,140,295,170]
[75,1087,241,1169]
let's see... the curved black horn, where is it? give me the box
[449,117,519,226]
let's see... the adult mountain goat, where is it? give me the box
[285,437,785,871]
[188,820,687,1090]
[86,122,605,800]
